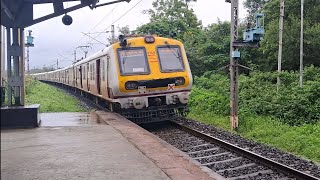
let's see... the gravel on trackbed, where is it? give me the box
[173,117,320,178]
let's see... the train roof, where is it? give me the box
[31,36,183,76]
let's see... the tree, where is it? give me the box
[137,0,201,40]
[244,0,269,24]
[118,25,131,35]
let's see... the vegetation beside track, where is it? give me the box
[25,78,86,113]
[188,67,320,163]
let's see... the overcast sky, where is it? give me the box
[28,0,247,69]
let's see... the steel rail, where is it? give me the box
[171,121,319,180]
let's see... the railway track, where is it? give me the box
[146,121,319,180]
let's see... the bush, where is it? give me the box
[191,66,320,126]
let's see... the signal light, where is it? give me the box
[144,35,155,43]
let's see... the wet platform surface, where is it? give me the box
[1,112,170,180]
[1,112,220,180]
[40,112,102,127]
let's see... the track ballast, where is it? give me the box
[146,120,319,180]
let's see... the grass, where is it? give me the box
[25,78,86,113]
[188,109,320,163]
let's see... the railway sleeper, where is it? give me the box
[216,163,256,173]
[193,152,231,160]
[202,157,243,166]
[227,169,273,180]
[187,147,220,155]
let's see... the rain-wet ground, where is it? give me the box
[40,111,103,127]
[1,111,171,180]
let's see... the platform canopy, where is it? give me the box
[1,0,130,28]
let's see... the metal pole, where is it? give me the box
[0,26,5,88]
[57,59,59,69]
[111,24,115,43]
[20,28,25,106]
[230,0,239,130]
[299,0,304,87]
[277,0,285,91]
[27,46,30,73]
[6,27,12,105]
[12,27,20,105]
[74,50,76,62]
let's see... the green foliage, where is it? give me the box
[25,78,86,113]
[239,67,320,125]
[239,116,320,163]
[137,0,201,39]
[191,66,320,126]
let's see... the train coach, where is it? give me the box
[33,35,193,123]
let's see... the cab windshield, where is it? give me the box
[157,46,184,72]
[118,47,150,75]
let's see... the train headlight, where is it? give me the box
[175,77,185,86]
[125,81,138,90]
[133,98,145,109]
[178,93,189,104]
[144,35,155,43]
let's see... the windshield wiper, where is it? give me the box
[166,45,181,59]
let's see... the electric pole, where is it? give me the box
[56,59,59,69]
[229,0,240,130]
[277,0,285,91]
[226,0,264,130]
[111,24,115,43]
[74,50,76,62]
[74,45,91,62]
[299,0,304,87]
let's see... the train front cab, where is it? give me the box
[111,36,193,123]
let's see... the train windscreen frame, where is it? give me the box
[117,47,150,75]
[157,45,185,72]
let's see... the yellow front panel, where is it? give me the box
[113,37,191,93]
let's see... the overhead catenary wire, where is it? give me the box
[86,0,144,45]
[74,3,121,46]
[52,0,143,69]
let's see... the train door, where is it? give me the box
[74,67,77,87]
[87,64,90,91]
[80,66,83,88]
[67,70,69,85]
[65,71,67,84]
[96,59,101,94]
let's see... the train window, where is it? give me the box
[83,66,86,80]
[102,60,105,81]
[157,46,185,72]
[90,64,92,80]
[117,47,150,75]
[93,63,95,80]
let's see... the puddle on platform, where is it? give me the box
[40,112,104,127]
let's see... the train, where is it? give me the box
[33,35,193,123]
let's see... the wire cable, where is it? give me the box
[74,3,121,46]
[86,0,144,45]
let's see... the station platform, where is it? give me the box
[1,111,223,180]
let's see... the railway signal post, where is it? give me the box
[226,0,265,130]
[25,30,34,73]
